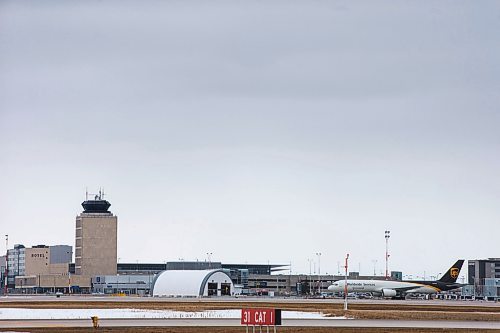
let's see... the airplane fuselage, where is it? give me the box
[328,279,462,296]
[328,260,466,297]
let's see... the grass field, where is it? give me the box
[1,327,498,333]
[1,300,500,322]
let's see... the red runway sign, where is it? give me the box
[241,308,281,326]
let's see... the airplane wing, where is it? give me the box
[392,285,425,292]
[372,285,421,297]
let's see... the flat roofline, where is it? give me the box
[116,262,288,266]
[221,263,289,267]
[119,263,167,265]
[115,262,289,269]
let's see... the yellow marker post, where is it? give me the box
[91,316,99,329]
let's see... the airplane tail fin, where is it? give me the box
[438,260,464,283]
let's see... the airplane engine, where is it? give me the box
[382,289,397,297]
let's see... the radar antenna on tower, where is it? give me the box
[85,188,107,201]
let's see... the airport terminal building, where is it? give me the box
[91,261,287,296]
[463,258,500,301]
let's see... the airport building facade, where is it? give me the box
[14,274,91,294]
[92,274,155,295]
[6,244,25,288]
[464,258,500,301]
[5,244,74,291]
[87,262,286,296]
[0,255,5,290]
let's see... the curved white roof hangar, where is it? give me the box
[152,269,234,297]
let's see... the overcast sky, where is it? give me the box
[1,0,499,279]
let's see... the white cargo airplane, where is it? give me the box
[328,260,465,298]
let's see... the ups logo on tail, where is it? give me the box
[450,268,459,279]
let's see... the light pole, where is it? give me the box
[316,252,321,295]
[307,259,312,295]
[344,253,349,311]
[372,259,377,276]
[4,235,8,296]
[276,274,279,296]
[148,271,151,296]
[473,276,477,299]
[206,253,212,269]
[385,230,390,279]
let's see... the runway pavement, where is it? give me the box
[1,318,500,329]
[1,295,500,308]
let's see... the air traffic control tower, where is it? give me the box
[75,191,117,276]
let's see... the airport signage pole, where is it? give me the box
[344,253,349,311]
